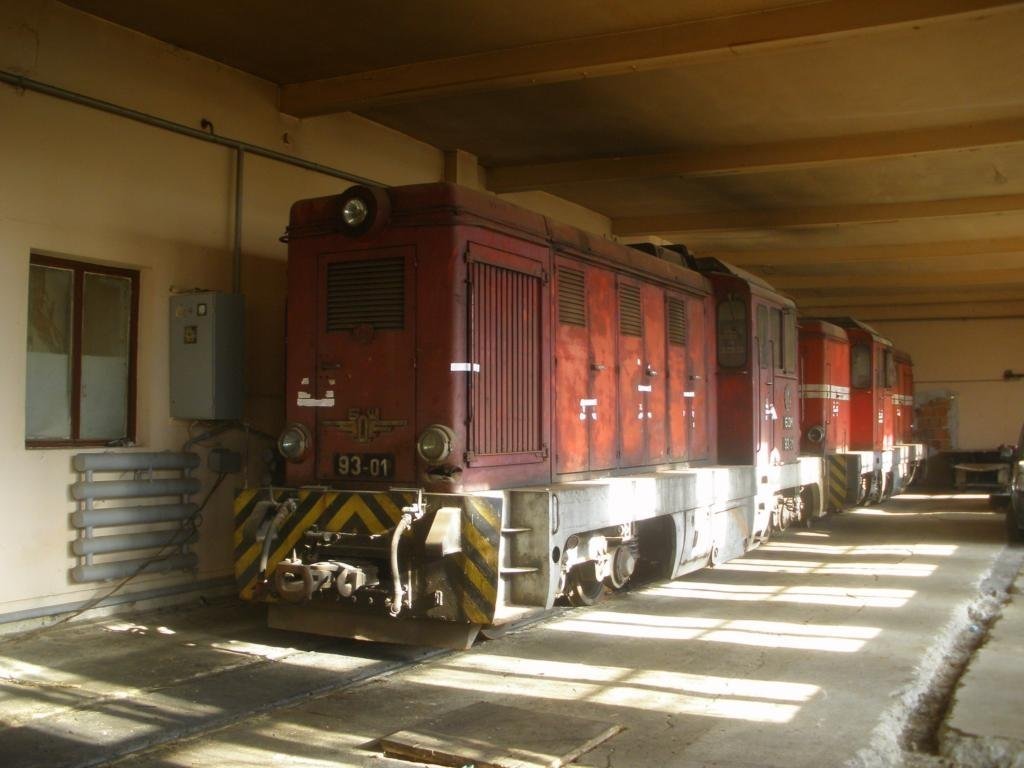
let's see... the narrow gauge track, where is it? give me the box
[0,605,446,768]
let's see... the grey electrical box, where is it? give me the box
[169,292,245,420]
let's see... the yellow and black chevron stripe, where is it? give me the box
[447,495,501,625]
[827,455,847,512]
[232,488,502,625]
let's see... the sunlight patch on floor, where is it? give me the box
[714,558,937,577]
[648,580,915,608]
[403,651,819,724]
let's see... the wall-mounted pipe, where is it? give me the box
[72,503,198,529]
[71,553,198,584]
[0,71,381,187]
[73,452,199,472]
[72,529,198,556]
[71,478,201,501]
[233,148,244,294]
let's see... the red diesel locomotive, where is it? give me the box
[233,182,915,648]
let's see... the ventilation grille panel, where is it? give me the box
[470,261,543,455]
[619,284,642,337]
[667,297,687,346]
[325,258,404,332]
[557,268,586,327]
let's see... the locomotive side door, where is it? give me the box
[314,248,417,483]
[686,295,710,461]
[880,346,896,450]
[665,292,689,461]
[641,283,668,464]
[754,302,776,462]
[587,267,618,471]
[554,258,589,474]
[553,257,617,475]
[617,276,646,467]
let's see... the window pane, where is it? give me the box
[717,298,747,368]
[756,305,769,368]
[851,344,872,389]
[80,273,131,440]
[783,311,798,373]
[26,265,73,439]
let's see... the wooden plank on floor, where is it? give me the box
[378,701,623,768]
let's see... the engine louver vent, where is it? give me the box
[667,297,688,346]
[619,284,643,337]
[557,268,586,327]
[325,258,404,332]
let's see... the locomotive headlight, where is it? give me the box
[342,197,369,227]
[277,422,311,462]
[417,424,455,463]
[807,425,826,444]
[336,185,390,236]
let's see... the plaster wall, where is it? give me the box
[0,0,611,619]
[872,318,1024,449]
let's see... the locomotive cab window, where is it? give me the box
[883,349,896,388]
[851,344,872,389]
[782,310,797,374]
[756,305,769,368]
[26,255,138,446]
[717,296,747,368]
[770,307,783,370]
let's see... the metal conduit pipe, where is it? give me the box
[233,148,244,294]
[72,503,198,529]
[73,452,200,472]
[72,529,199,556]
[0,72,381,187]
[71,477,201,501]
[71,553,199,584]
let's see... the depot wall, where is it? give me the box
[872,318,1024,450]
[0,0,612,620]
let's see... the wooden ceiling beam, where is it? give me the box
[698,237,1024,268]
[280,0,1019,116]
[787,289,1024,306]
[613,193,1024,235]
[489,118,1024,191]
[771,268,1024,291]
[797,300,1024,321]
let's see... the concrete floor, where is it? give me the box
[0,493,1020,768]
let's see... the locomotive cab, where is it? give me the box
[694,258,824,531]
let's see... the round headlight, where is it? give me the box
[336,186,390,237]
[417,425,455,463]
[342,197,369,228]
[278,423,311,462]
[807,425,826,444]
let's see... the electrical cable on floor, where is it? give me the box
[1,473,227,646]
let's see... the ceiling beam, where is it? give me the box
[771,268,1024,291]
[613,193,1024,235]
[788,289,1024,307]
[699,237,1024,268]
[280,0,1019,116]
[797,300,1024,321]
[489,118,1024,191]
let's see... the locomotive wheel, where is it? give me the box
[567,566,606,606]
